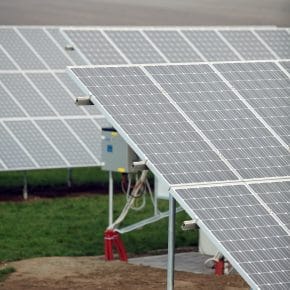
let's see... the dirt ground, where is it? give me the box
[0,256,249,290]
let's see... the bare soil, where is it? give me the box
[1,256,249,290]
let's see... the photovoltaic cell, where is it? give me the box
[215,62,290,145]
[0,28,45,69]
[256,30,290,59]
[64,29,126,65]
[182,30,239,61]
[70,66,238,184]
[220,30,274,60]
[19,28,73,69]
[146,64,290,179]
[0,123,35,169]
[105,30,166,64]
[174,184,289,290]
[250,182,290,229]
[36,120,95,166]
[144,30,202,62]
[6,120,67,168]
[0,73,56,117]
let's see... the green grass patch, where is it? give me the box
[0,195,197,261]
[0,267,15,282]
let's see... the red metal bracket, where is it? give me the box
[104,229,128,262]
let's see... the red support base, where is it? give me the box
[104,229,128,262]
[214,259,224,275]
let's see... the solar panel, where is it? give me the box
[220,30,274,60]
[250,181,290,229]
[181,30,240,61]
[256,30,290,59]
[0,26,288,174]
[144,30,202,63]
[0,28,45,69]
[70,62,290,183]
[173,183,289,290]
[18,27,72,69]
[104,30,167,64]
[0,27,106,171]
[69,60,290,290]
[214,62,290,145]
[63,29,126,65]
[46,28,87,66]
[5,120,67,167]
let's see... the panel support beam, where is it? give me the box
[167,193,176,290]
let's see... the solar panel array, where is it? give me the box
[1,26,289,172]
[69,59,290,290]
[0,26,106,171]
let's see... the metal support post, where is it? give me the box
[23,171,28,200]
[108,171,114,226]
[153,185,158,216]
[67,168,72,187]
[167,193,176,290]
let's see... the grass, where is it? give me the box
[0,267,15,282]
[0,194,197,262]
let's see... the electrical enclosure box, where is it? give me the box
[154,177,170,199]
[101,128,139,173]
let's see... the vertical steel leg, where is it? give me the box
[23,171,28,200]
[109,171,114,226]
[67,168,72,187]
[167,193,176,290]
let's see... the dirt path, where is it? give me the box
[0,256,249,290]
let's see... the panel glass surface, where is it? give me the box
[256,30,290,59]
[146,64,290,179]
[215,62,290,145]
[6,120,66,167]
[221,30,274,60]
[36,120,95,166]
[0,28,45,69]
[280,61,290,74]
[64,29,126,65]
[0,47,17,70]
[19,28,73,69]
[27,73,85,116]
[0,123,35,169]
[0,73,56,117]
[182,30,239,61]
[105,30,166,64]
[144,30,201,62]
[0,83,25,118]
[71,66,237,184]
[250,182,290,229]
[47,28,87,65]
[175,184,289,290]
[65,118,103,160]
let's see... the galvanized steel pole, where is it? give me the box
[167,193,176,290]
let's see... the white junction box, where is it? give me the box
[199,229,218,255]
[154,177,170,199]
[101,128,139,173]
